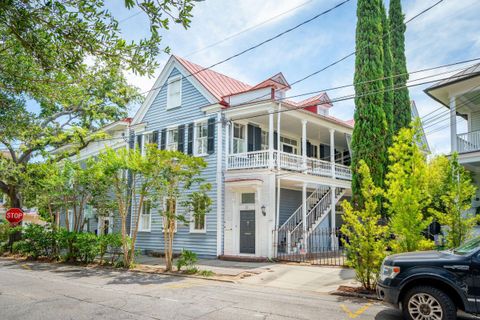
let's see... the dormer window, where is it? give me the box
[167,75,182,109]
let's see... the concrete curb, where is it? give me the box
[0,256,238,284]
[330,290,380,301]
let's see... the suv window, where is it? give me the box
[453,236,480,255]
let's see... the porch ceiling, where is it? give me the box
[240,112,349,150]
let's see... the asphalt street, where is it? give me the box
[0,258,466,320]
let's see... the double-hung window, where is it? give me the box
[167,127,179,151]
[190,198,207,233]
[139,200,151,232]
[167,76,182,109]
[232,123,246,154]
[143,132,155,154]
[195,121,208,156]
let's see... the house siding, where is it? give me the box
[132,67,220,258]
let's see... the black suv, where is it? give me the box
[377,237,480,319]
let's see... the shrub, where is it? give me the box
[57,229,79,262]
[98,233,123,265]
[74,232,100,264]
[341,161,388,291]
[17,224,58,259]
[197,270,213,277]
[175,249,198,272]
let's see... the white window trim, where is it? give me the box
[189,210,207,234]
[166,75,182,110]
[166,125,179,151]
[161,197,178,233]
[139,200,152,232]
[142,131,153,155]
[193,118,209,157]
[232,122,247,154]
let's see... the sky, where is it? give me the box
[108,0,480,155]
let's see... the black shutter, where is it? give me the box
[152,130,159,148]
[247,124,254,152]
[274,131,278,150]
[187,123,194,155]
[254,127,262,151]
[178,125,185,153]
[306,140,312,157]
[136,134,142,151]
[128,132,135,149]
[160,128,167,150]
[320,144,330,160]
[207,117,215,154]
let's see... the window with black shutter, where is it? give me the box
[187,123,194,155]
[306,140,312,157]
[160,128,166,150]
[247,124,262,151]
[136,135,142,152]
[152,130,159,148]
[178,125,185,153]
[207,117,215,154]
[320,144,330,160]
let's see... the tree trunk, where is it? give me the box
[7,185,22,252]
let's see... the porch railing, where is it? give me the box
[227,150,352,181]
[457,130,480,153]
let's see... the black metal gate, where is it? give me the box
[275,227,347,266]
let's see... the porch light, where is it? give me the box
[261,205,266,216]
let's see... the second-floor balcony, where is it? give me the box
[227,150,352,180]
[457,130,480,153]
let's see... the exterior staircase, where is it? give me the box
[277,186,345,254]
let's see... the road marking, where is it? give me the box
[340,302,373,319]
[21,264,31,270]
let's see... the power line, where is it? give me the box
[184,0,315,57]
[134,0,352,98]
[235,0,447,106]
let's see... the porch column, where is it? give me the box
[302,182,308,253]
[450,95,457,152]
[225,121,231,168]
[268,109,275,169]
[302,120,307,170]
[277,103,282,169]
[331,186,337,250]
[329,128,335,178]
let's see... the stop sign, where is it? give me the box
[5,208,24,225]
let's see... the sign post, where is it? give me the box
[5,208,24,252]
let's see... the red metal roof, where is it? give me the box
[174,55,252,101]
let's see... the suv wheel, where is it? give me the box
[403,286,456,320]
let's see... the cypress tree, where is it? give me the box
[389,0,411,133]
[351,0,387,208]
[381,2,394,151]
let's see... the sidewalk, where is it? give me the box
[136,255,274,277]
[136,255,357,293]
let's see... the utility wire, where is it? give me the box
[184,0,315,57]
[232,0,447,107]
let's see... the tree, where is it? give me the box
[431,153,477,248]
[146,149,211,272]
[0,0,197,208]
[381,1,394,152]
[351,0,387,208]
[97,147,149,268]
[384,121,433,252]
[341,160,387,291]
[389,0,411,133]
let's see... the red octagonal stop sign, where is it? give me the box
[5,208,24,225]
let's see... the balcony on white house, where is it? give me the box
[223,103,353,181]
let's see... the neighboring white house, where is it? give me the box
[424,63,480,214]
[53,118,132,235]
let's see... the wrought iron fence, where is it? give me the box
[275,227,347,266]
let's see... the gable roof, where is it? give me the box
[174,55,252,101]
[426,63,480,92]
